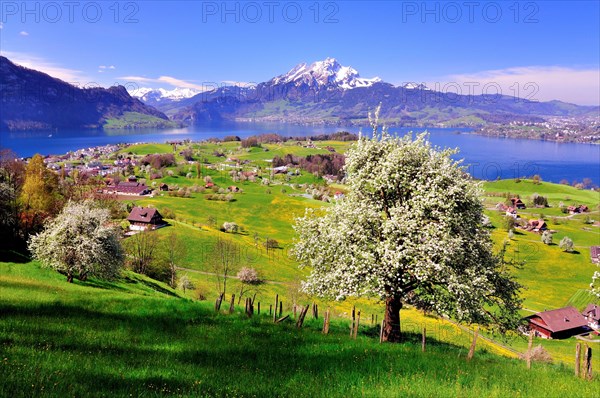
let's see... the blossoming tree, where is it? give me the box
[293,123,522,342]
[29,200,124,282]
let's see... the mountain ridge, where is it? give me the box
[0,56,172,131]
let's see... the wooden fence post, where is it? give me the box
[257,302,260,315]
[467,327,478,361]
[353,311,361,339]
[314,303,318,319]
[527,331,533,369]
[269,304,272,316]
[229,294,235,314]
[276,315,289,323]
[279,301,283,317]
[323,308,330,334]
[584,345,592,381]
[296,304,310,328]
[422,327,426,352]
[273,294,278,323]
[350,306,356,337]
[379,319,385,343]
[575,343,581,377]
[293,304,297,319]
[215,293,224,312]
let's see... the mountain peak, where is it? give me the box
[129,87,201,102]
[271,58,381,89]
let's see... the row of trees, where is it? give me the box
[272,153,345,179]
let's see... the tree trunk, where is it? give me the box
[67,272,73,283]
[383,295,402,342]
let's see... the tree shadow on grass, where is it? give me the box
[0,250,30,263]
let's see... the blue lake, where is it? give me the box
[1,122,599,185]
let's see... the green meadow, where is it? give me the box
[1,262,598,397]
[1,140,599,395]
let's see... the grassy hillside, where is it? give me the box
[104,112,181,129]
[1,262,597,397]
[109,141,600,366]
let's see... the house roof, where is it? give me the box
[127,207,162,223]
[526,306,589,333]
[591,246,600,259]
[583,304,600,322]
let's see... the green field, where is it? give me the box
[1,262,597,397]
[2,140,599,395]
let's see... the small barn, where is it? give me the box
[127,207,166,231]
[525,307,590,339]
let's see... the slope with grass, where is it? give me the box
[112,140,600,368]
[1,262,597,397]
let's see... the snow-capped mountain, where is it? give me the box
[129,87,201,103]
[269,57,381,90]
[401,82,430,90]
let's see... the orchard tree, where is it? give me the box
[236,267,262,304]
[293,121,522,342]
[559,236,574,252]
[178,275,196,294]
[541,230,553,245]
[28,201,124,282]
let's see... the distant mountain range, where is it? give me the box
[1,56,598,131]
[139,58,598,127]
[0,56,174,131]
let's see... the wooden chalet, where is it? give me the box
[105,176,149,196]
[127,207,166,231]
[510,198,526,209]
[567,204,589,214]
[525,307,590,339]
[526,219,547,233]
[582,304,599,330]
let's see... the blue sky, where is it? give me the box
[1,1,599,104]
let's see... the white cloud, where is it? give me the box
[0,50,88,83]
[428,66,600,106]
[108,65,116,70]
[0,23,4,30]
[19,31,29,36]
[119,75,207,91]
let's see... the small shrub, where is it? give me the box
[264,238,279,249]
[222,222,239,233]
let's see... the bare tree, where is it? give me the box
[128,230,159,275]
[162,229,186,288]
[210,237,241,297]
